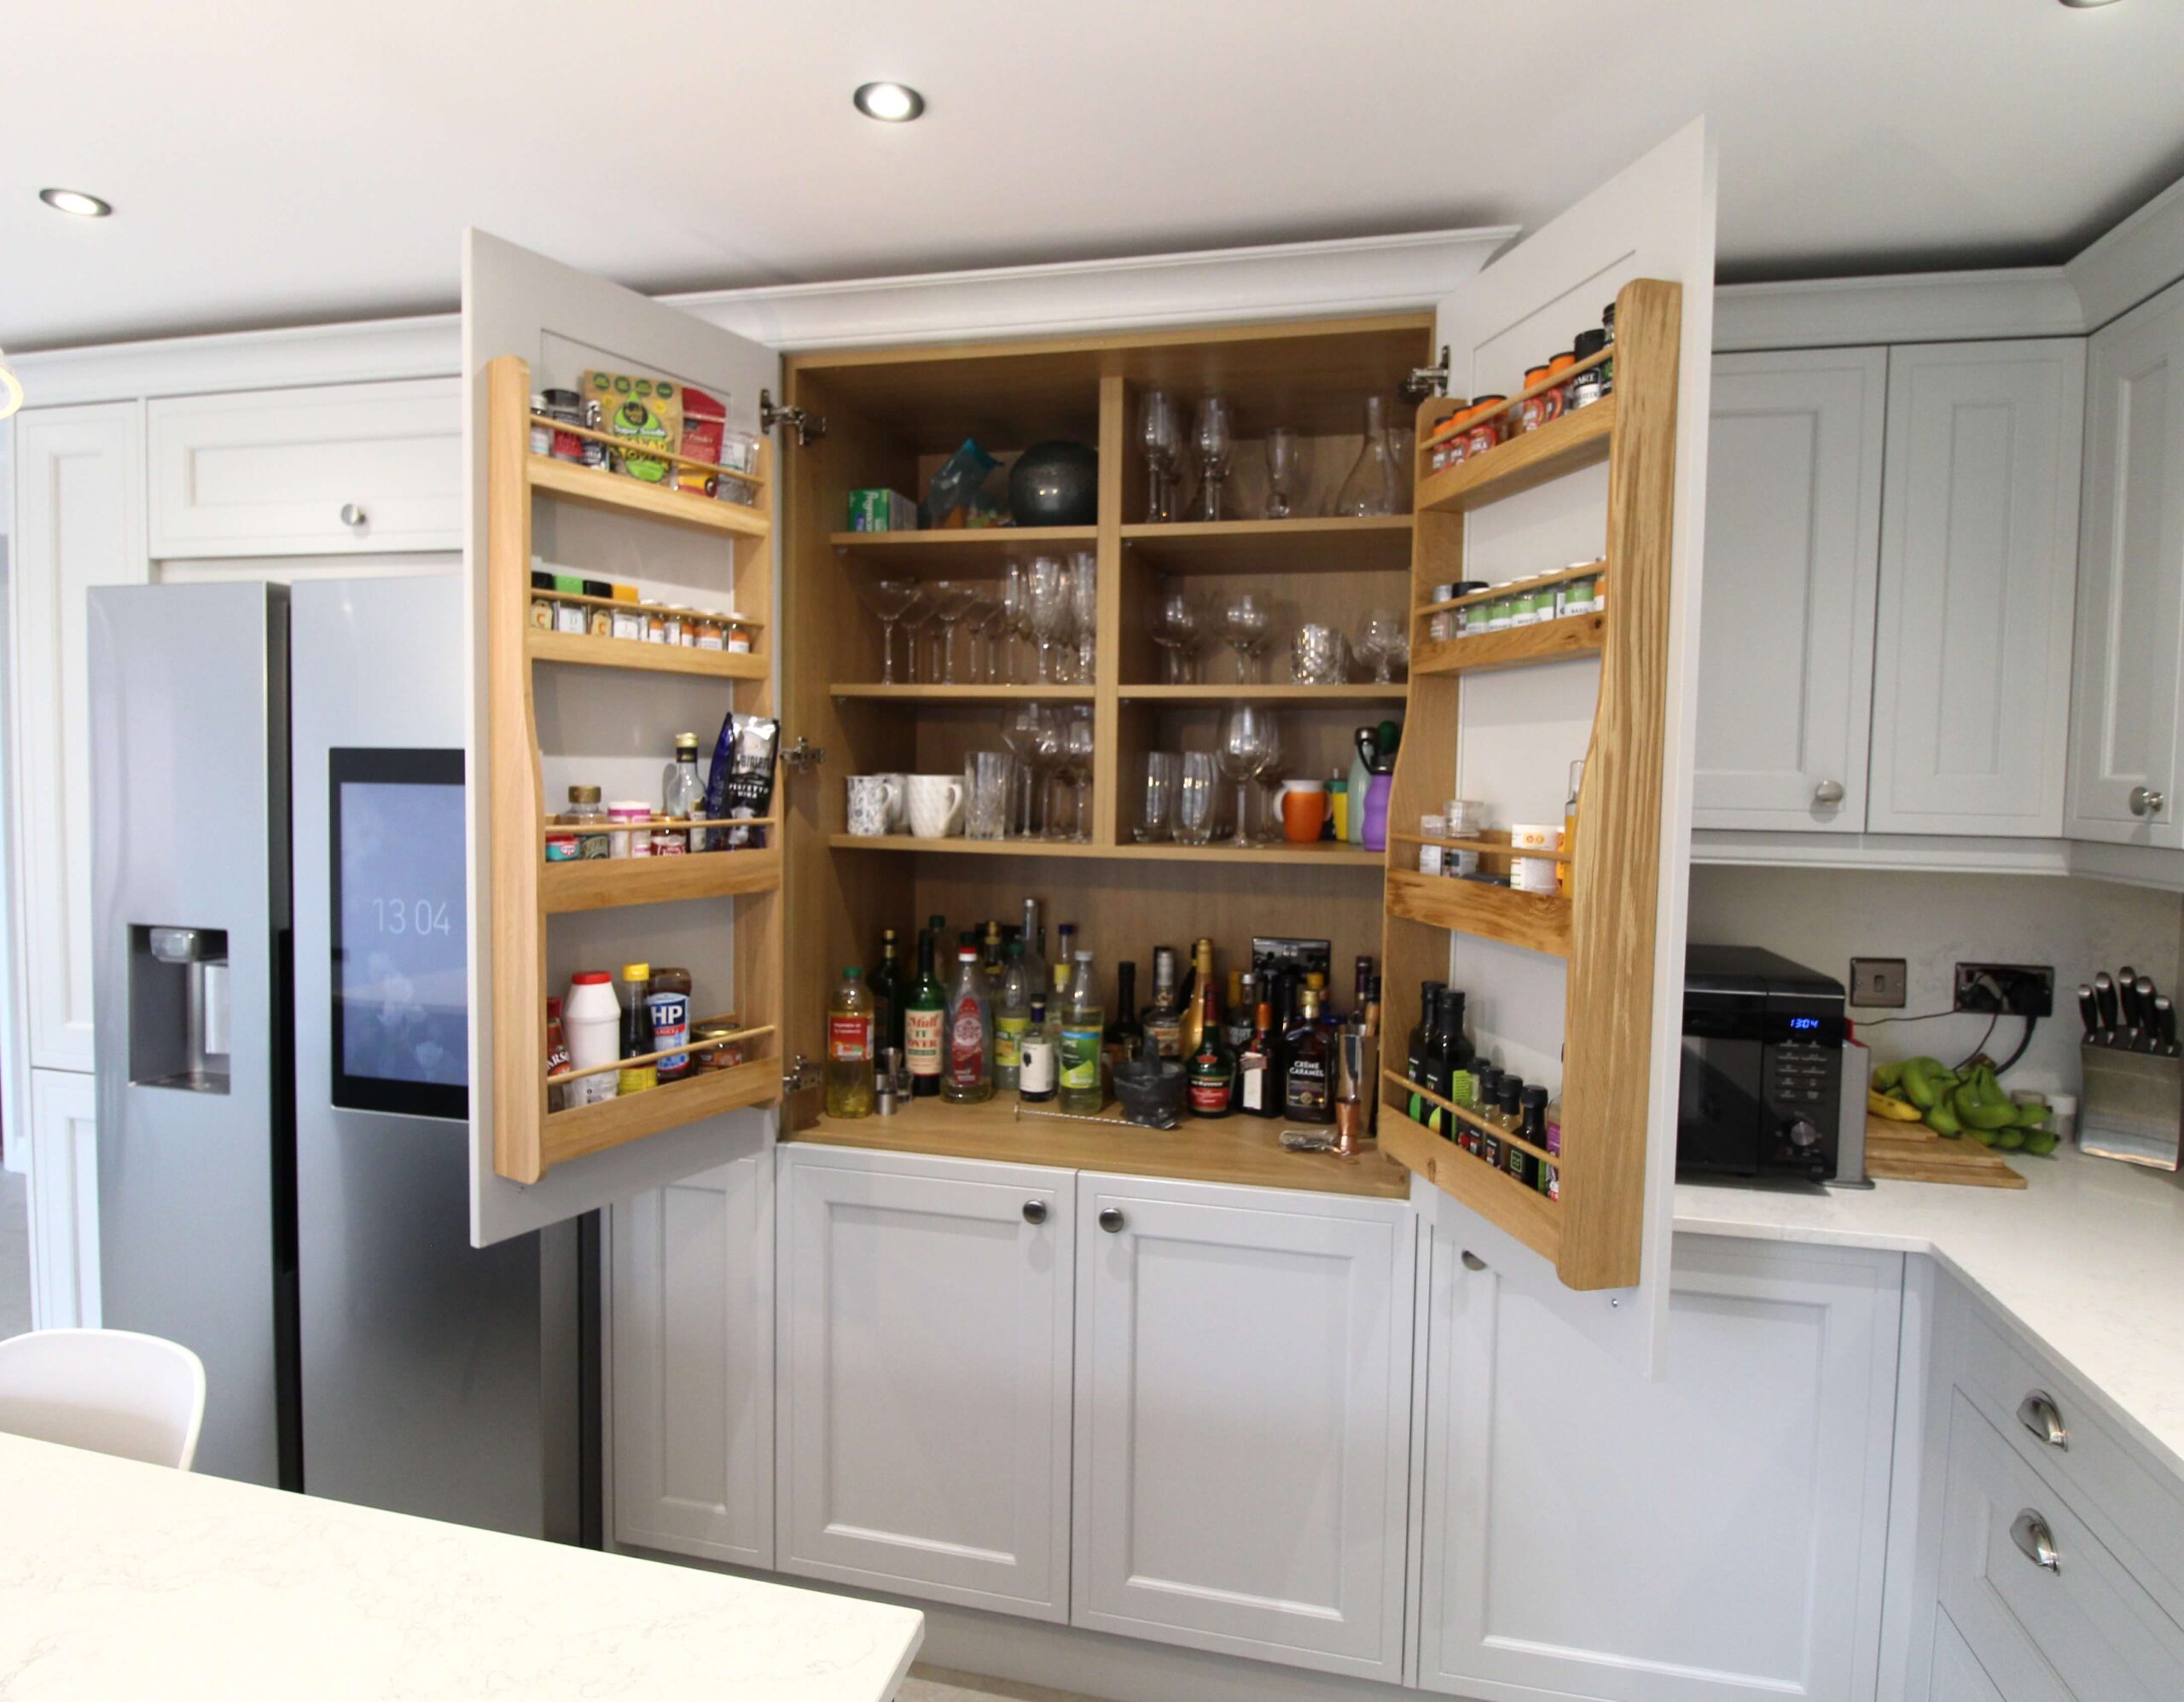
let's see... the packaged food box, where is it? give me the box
[847,488,918,532]
[580,369,682,484]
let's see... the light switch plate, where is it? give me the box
[1850,956,1907,1008]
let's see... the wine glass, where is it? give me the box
[999,561,1026,683]
[1068,552,1098,683]
[929,580,979,684]
[1139,389,1180,523]
[1025,555,1072,684]
[1354,607,1409,683]
[1148,580,1202,684]
[1192,395,1234,522]
[1217,702,1277,845]
[999,701,1058,836]
[897,584,936,683]
[961,587,999,682]
[1264,427,1300,520]
[1215,588,1271,683]
[1051,705,1096,842]
[857,578,920,685]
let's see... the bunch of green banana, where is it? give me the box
[1867,1056,2057,1155]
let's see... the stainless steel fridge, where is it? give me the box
[89,578,589,1538]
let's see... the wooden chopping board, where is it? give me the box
[1863,1113,2026,1188]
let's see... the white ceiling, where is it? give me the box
[6,0,2183,351]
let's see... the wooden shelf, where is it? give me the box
[793,1090,1409,1200]
[829,526,1097,575]
[527,412,766,492]
[1411,613,1605,677]
[1414,396,1616,514]
[1385,868,1571,956]
[528,453,770,539]
[829,682,1094,703]
[538,845,782,915]
[1414,560,1604,619]
[1379,1107,1560,1264]
[829,834,1384,868]
[524,628,768,680]
[538,1057,779,1172]
[1118,683,1408,705]
[1380,1069,1559,1170]
[1118,515,1414,575]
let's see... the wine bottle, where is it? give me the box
[1180,938,1215,1056]
[1408,981,1443,1125]
[1019,996,1056,1103]
[1187,979,1234,1118]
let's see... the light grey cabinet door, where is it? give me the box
[1868,341,2084,836]
[1695,349,1887,832]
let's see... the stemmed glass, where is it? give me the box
[1000,701,1057,837]
[897,584,937,683]
[961,587,1000,682]
[1192,395,1234,522]
[858,578,921,685]
[1217,702,1278,845]
[1025,555,1072,684]
[1048,705,1096,842]
[1264,427,1300,520]
[1139,390,1181,523]
[1355,607,1409,683]
[1149,580,1202,683]
[1068,552,1098,683]
[1215,589,1271,683]
[999,561,1026,683]
[929,580,979,684]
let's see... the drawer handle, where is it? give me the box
[2017,1390,2068,1451]
[1461,1250,1488,1272]
[2011,1509,2061,1574]
[340,502,368,528]
[2129,785,2165,818]
[1812,779,1845,807]
[1097,1206,1125,1234]
[1021,1200,1046,1225]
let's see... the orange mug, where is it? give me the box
[1281,780,1327,843]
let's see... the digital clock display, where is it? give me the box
[330,747,468,1118]
[1786,1016,1821,1031]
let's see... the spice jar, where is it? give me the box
[542,389,585,462]
[662,607,686,646]
[1486,595,1515,633]
[608,801,653,858]
[580,398,610,469]
[1510,586,1540,629]
[1427,582,1456,642]
[1419,814,1446,876]
[609,595,645,642]
[528,394,553,457]
[694,617,725,652]
[694,1020,746,1072]
[530,571,556,631]
[1465,400,1506,458]
[1600,302,1616,393]
[723,619,753,654]
[565,785,609,859]
[1518,365,1553,433]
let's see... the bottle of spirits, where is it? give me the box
[943,945,994,1103]
[1187,979,1234,1118]
[1018,897,1048,1005]
[1281,986,1334,1124]
[1104,960,1145,1071]
[1052,922,1077,996]
[1019,996,1056,1103]
[1059,950,1105,1115]
[1352,956,1375,1026]
[1141,946,1184,1060]
[1180,938,1215,1056]
[617,962,656,1095]
[1237,1000,1278,1118]
[825,966,875,1118]
[994,938,1033,1091]
[875,927,907,1055]
[1407,981,1443,1124]
[1438,989,1474,1130]
[904,931,945,1098]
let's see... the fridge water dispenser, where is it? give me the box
[130,925,232,1092]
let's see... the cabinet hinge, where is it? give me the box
[1400,347,1452,403]
[782,1055,821,1093]
[760,389,827,446]
[781,735,825,772]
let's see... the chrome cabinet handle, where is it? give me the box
[1812,779,1845,807]
[2011,1509,2061,1573]
[2129,786,2165,818]
[1461,1250,1488,1272]
[2017,1390,2067,1450]
[1021,1200,1047,1225]
[339,502,368,528]
[1097,1206,1124,1234]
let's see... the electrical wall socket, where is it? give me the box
[1954,961,2055,1018]
[1849,957,1907,1008]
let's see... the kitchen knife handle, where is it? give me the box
[2094,973,2119,1034]
[2158,996,2177,1055]
[2077,984,2101,1043]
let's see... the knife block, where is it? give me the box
[2079,1043,2184,1171]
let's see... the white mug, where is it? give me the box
[906,773,966,839]
[874,771,908,830]
[845,774,903,837]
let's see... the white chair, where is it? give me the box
[0,1327,207,1469]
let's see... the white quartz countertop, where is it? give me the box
[0,1432,922,1700]
[1676,1144,2184,1478]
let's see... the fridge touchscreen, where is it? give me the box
[330,747,468,1118]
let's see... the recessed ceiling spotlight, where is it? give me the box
[39,187,112,218]
[2058,0,2123,8]
[853,82,924,123]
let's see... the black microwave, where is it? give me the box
[1678,945,1846,1182]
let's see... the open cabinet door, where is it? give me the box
[1383,122,1716,1374]
[463,230,784,1247]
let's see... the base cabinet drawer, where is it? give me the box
[148,379,461,556]
[1931,1609,2008,1702]
[775,1144,1074,1623]
[1070,1175,1415,1682]
[1938,1393,2184,1702]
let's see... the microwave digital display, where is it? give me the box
[1787,1016,1821,1031]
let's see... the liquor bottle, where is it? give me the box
[1224,971,1255,1062]
[617,962,656,1095]
[1353,956,1375,1026]
[1180,938,1215,1056]
[875,927,907,1054]
[982,920,1006,995]
[1019,897,1048,1003]
[995,938,1033,1091]
[1141,946,1184,1060]
[1515,1085,1550,1191]
[1058,950,1105,1114]
[1471,1066,1502,1159]
[661,733,706,851]
[1428,989,1474,1138]
[904,931,945,1097]
[943,945,994,1103]
[1237,1001,1278,1118]
[825,967,875,1118]
[1104,960,1145,1071]
[1304,970,1333,1031]
[1052,922,1077,996]
[1019,996,1056,1103]
[1186,979,1234,1118]
[1281,986,1334,1123]
[1408,981,1443,1124]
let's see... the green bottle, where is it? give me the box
[904,929,946,1098]
[1059,949,1105,1115]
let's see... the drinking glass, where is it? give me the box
[1264,427,1301,520]
[898,584,936,683]
[1192,395,1234,522]
[961,587,1000,682]
[963,751,1013,840]
[1215,589,1271,683]
[1025,556,1072,684]
[1334,395,1397,517]
[1176,751,1223,845]
[1217,702,1277,845]
[999,561,1026,683]
[1290,622,1348,685]
[999,700,1058,836]
[1354,607,1409,683]
[1065,706,1097,841]
[1139,389,1181,523]
[1068,552,1098,683]
[1149,580,1202,683]
[857,577,920,685]
[1135,751,1183,842]
[929,579,979,684]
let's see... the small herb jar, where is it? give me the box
[1420,814,1447,876]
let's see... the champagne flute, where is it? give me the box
[1217,702,1276,845]
[1068,551,1098,683]
[1264,427,1300,520]
[1139,389,1179,523]
[1054,705,1096,842]
[961,587,999,683]
[1025,555,1071,684]
[1193,395,1234,522]
[857,577,920,685]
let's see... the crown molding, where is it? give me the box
[2066,171,2184,333]
[1712,268,2088,351]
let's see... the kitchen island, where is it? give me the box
[0,1432,922,1700]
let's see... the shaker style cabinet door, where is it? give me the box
[1071,1175,1415,1682]
[1868,341,2085,836]
[2065,276,2184,848]
[1415,1234,1902,1702]
[775,1144,1074,1622]
[610,1147,774,1567]
[24,1069,100,1330]
[1928,1612,2008,1702]
[1694,349,1886,832]
[148,379,462,558]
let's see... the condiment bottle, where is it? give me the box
[826,967,875,1118]
[1560,759,1583,896]
[617,963,656,1096]
[563,972,619,1107]
[1019,997,1056,1103]
[1516,1085,1550,1193]
[648,967,693,1083]
[545,997,572,1112]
